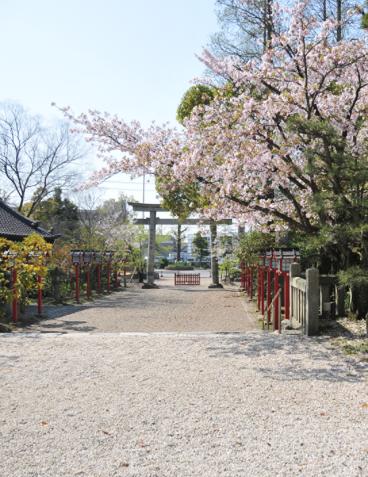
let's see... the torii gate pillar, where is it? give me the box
[142,210,158,289]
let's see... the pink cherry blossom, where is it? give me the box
[56,1,368,232]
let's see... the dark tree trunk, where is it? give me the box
[351,284,368,319]
[323,0,327,21]
[263,0,273,50]
[336,0,342,41]
[209,222,223,288]
[176,224,182,262]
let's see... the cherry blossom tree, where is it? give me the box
[57,1,368,270]
[185,1,368,266]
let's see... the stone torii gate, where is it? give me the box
[129,202,232,288]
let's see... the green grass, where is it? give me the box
[342,340,368,355]
[332,337,368,355]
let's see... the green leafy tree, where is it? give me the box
[26,187,80,244]
[236,231,275,266]
[176,85,217,125]
[192,232,209,266]
[171,225,187,262]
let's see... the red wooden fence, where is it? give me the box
[174,273,201,285]
[241,250,299,332]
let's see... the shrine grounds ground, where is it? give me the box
[0,275,367,476]
[17,276,258,333]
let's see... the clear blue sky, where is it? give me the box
[0,0,218,204]
[0,0,218,126]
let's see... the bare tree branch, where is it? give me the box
[0,103,85,215]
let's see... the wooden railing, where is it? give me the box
[174,273,201,286]
[291,276,306,329]
[263,288,281,331]
[289,265,319,336]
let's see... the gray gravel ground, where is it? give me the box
[20,278,258,333]
[1,331,367,477]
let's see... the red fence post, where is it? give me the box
[86,266,91,299]
[258,267,260,308]
[11,268,17,323]
[107,263,111,292]
[70,273,74,294]
[267,264,272,325]
[75,264,80,303]
[240,261,245,290]
[250,267,253,299]
[261,267,265,315]
[246,267,249,295]
[37,274,43,315]
[96,264,101,293]
[274,271,280,331]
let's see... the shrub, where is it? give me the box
[165,261,194,271]
[338,267,368,319]
[158,257,169,269]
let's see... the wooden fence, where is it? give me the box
[174,273,201,286]
[241,251,320,336]
[290,276,307,329]
[290,264,319,336]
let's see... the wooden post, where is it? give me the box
[289,263,301,327]
[11,268,17,323]
[250,267,253,299]
[107,262,111,292]
[75,264,80,303]
[37,275,43,315]
[261,268,265,315]
[284,272,290,321]
[267,266,272,325]
[240,261,245,289]
[274,271,280,331]
[258,267,261,310]
[96,264,101,293]
[86,266,91,299]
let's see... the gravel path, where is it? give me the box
[0,331,367,476]
[20,277,258,333]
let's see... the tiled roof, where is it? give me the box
[0,200,59,242]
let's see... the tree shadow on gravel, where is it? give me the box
[174,288,240,294]
[16,285,247,332]
[21,288,193,323]
[205,333,367,383]
[17,316,96,333]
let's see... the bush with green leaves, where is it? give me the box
[338,267,368,319]
[165,261,194,271]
